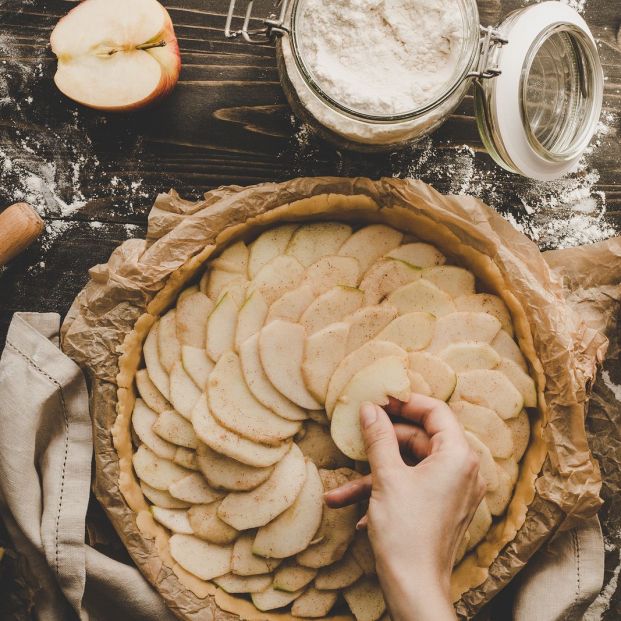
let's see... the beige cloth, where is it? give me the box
[0,311,604,620]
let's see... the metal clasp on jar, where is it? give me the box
[225,0,290,43]
[467,25,509,81]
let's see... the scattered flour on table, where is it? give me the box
[584,547,621,620]
[602,370,621,402]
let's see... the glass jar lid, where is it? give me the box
[475,1,603,180]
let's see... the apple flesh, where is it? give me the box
[50,0,181,111]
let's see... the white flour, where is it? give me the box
[297,0,463,116]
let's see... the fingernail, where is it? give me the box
[355,518,366,530]
[360,402,377,428]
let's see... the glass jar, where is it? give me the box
[225,0,603,180]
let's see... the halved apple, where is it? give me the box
[505,410,530,461]
[133,445,189,491]
[206,293,240,362]
[252,585,304,611]
[464,431,499,492]
[286,223,352,266]
[196,443,273,491]
[455,293,513,335]
[249,255,305,305]
[235,292,268,352]
[50,0,181,111]
[168,472,223,504]
[385,243,446,268]
[168,360,201,419]
[232,533,282,576]
[292,587,338,618]
[325,341,406,417]
[343,576,386,621]
[218,444,307,530]
[266,284,316,325]
[421,266,475,298]
[359,258,421,306]
[248,224,299,278]
[376,312,435,351]
[259,320,322,410]
[136,368,170,413]
[169,534,232,581]
[141,481,189,509]
[300,287,363,335]
[254,460,323,558]
[450,370,523,420]
[176,289,213,347]
[132,399,176,460]
[158,309,181,372]
[438,342,501,372]
[143,322,170,399]
[331,356,410,461]
[297,421,352,469]
[273,561,317,592]
[345,305,398,354]
[188,501,239,545]
[496,359,537,407]
[208,352,300,445]
[302,322,350,403]
[386,279,456,318]
[315,550,363,589]
[338,225,403,273]
[180,345,213,390]
[239,334,307,422]
[151,506,193,534]
[491,330,528,371]
[450,401,513,459]
[427,312,501,354]
[192,394,291,468]
[152,407,198,450]
[214,573,272,594]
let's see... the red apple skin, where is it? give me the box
[51,1,182,112]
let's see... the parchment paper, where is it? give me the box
[60,177,620,620]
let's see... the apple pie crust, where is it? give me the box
[114,193,547,620]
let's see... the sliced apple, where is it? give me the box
[421,266,475,298]
[302,322,350,403]
[385,242,446,267]
[486,458,517,515]
[455,533,470,565]
[210,241,249,274]
[376,312,435,351]
[505,410,530,461]
[157,309,181,372]
[496,359,537,407]
[214,573,272,594]
[249,224,299,278]
[297,469,359,568]
[315,550,363,589]
[208,351,301,445]
[360,258,423,307]
[173,447,198,471]
[259,320,322,410]
[188,501,239,545]
[206,292,240,362]
[345,305,398,353]
[136,368,170,413]
[450,401,513,459]
[176,289,213,347]
[232,533,282,576]
[140,481,189,509]
[254,460,323,558]
[218,444,307,530]
[250,255,305,306]
[133,444,189,491]
[168,360,201,419]
[252,585,304,611]
[180,345,213,390]
[465,431,499,492]
[143,322,170,399]
[168,472,223,504]
[239,334,307,422]
[151,506,193,534]
[207,269,247,303]
[132,399,176,459]
[292,587,338,618]
[491,330,528,371]
[50,0,181,111]
[350,531,376,575]
[273,561,317,592]
[467,500,492,549]
[438,342,501,373]
[326,341,406,416]
[408,370,432,396]
[450,370,523,420]
[235,291,268,351]
[286,222,352,266]
[331,356,410,460]
[455,293,513,335]
[343,576,386,621]
[192,394,291,468]
[386,279,456,318]
[297,421,352,469]
[300,287,364,335]
[301,255,361,293]
[427,312,502,354]
[266,284,316,325]
[169,533,232,581]
[338,225,403,273]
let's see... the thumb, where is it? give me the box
[360,402,402,473]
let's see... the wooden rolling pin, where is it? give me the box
[0,203,44,267]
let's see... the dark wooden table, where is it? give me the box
[1,0,620,618]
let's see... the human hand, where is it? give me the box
[325,394,486,621]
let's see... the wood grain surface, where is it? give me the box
[0,0,620,619]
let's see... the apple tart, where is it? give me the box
[121,221,539,620]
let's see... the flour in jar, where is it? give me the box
[296,0,464,116]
